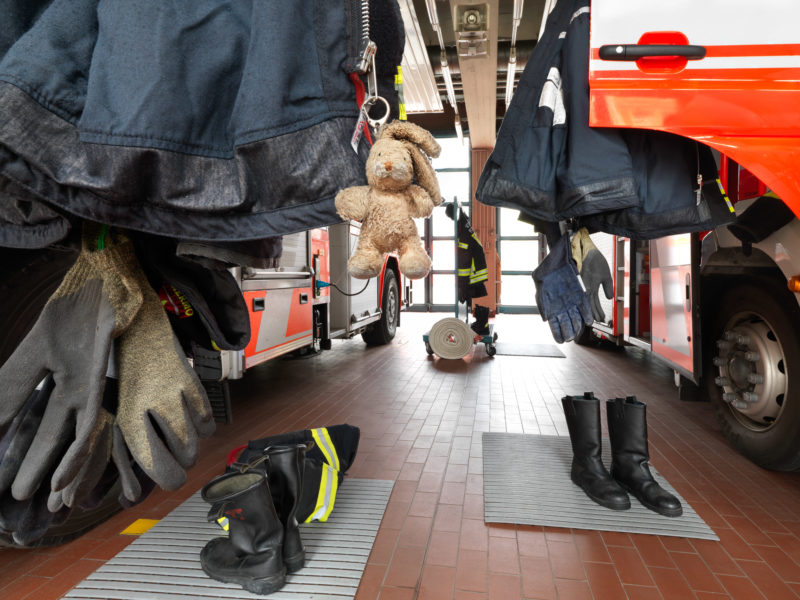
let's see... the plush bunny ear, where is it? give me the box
[379,121,441,159]
[404,141,441,207]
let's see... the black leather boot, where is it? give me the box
[607,397,682,517]
[266,444,308,573]
[561,393,630,510]
[470,305,490,335]
[200,471,286,595]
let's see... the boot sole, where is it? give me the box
[201,563,287,595]
[571,479,631,511]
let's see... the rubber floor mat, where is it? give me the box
[494,343,565,358]
[482,432,717,540]
[63,478,394,599]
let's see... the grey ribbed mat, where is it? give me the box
[482,433,717,540]
[63,479,394,599]
[494,343,565,358]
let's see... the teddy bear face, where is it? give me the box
[365,138,413,192]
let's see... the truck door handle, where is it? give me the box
[599,44,706,61]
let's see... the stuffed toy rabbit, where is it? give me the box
[335,121,441,279]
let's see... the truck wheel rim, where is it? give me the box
[386,284,397,336]
[713,313,787,431]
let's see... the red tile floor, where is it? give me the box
[3,312,800,599]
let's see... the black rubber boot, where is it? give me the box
[470,305,490,335]
[561,393,630,510]
[200,471,286,595]
[607,397,683,517]
[266,444,308,573]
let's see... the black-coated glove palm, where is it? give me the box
[532,235,593,343]
[571,228,613,323]
[0,231,142,500]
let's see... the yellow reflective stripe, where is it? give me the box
[471,269,488,277]
[457,241,469,249]
[312,428,340,471]
[216,516,229,531]
[471,233,483,246]
[716,178,735,213]
[305,462,338,523]
[457,269,471,276]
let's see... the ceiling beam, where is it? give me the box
[448,0,499,149]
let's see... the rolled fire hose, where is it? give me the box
[428,318,474,360]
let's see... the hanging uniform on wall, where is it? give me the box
[446,203,488,303]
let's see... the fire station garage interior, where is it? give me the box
[2,1,800,599]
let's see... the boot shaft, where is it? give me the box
[606,396,649,466]
[561,392,603,458]
[202,471,282,556]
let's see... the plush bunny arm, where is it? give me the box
[335,186,371,222]
[406,185,436,219]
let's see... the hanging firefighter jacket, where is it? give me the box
[446,203,488,302]
[475,0,736,239]
[0,0,404,248]
[216,424,360,529]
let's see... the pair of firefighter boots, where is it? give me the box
[200,443,309,595]
[470,305,490,336]
[561,392,682,517]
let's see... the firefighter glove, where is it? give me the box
[532,234,593,343]
[0,228,143,501]
[571,228,613,323]
[115,260,215,495]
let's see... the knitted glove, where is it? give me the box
[532,235,593,343]
[0,228,142,500]
[115,261,215,497]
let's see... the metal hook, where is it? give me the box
[362,95,391,130]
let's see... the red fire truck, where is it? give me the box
[581,0,800,471]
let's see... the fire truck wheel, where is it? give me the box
[362,267,399,346]
[705,280,800,472]
[0,245,125,548]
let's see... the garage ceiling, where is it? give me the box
[400,0,546,148]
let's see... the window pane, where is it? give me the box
[500,274,535,306]
[413,217,427,238]
[499,208,537,237]
[432,273,456,305]
[437,171,470,205]
[432,204,458,237]
[406,278,427,307]
[500,240,539,272]
[432,137,470,169]
[432,240,455,271]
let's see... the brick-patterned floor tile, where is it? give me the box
[397,515,433,548]
[669,551,726,594]
[553,578,593,600]
[691,539,744,576]
[547,539,585,581]
[488,536,519,575]
[460,518,489,552]
[573,530,611,563]
[433,504,463,533]
[455,548,489,593]
[750,544,800,584]
[716,574,768,600]
[384,545,426,589]
[418,564,455,600]
[426,530,460,568]
[488,573,521,600]
[584,561,625,600]
[607,545,655,587]
[648,566,694,599]
[601,531,635,548]
[519,556,556,600]
[623,584,663,600]
[356,563,388,600]
[517,526,548,559]
[737,559,799,600]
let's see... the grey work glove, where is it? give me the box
[115,260,215,499]
[571,228,613,323]
[533,235,593,344]
[0,229,143,500]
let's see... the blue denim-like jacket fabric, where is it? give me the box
[0,0,402,244]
